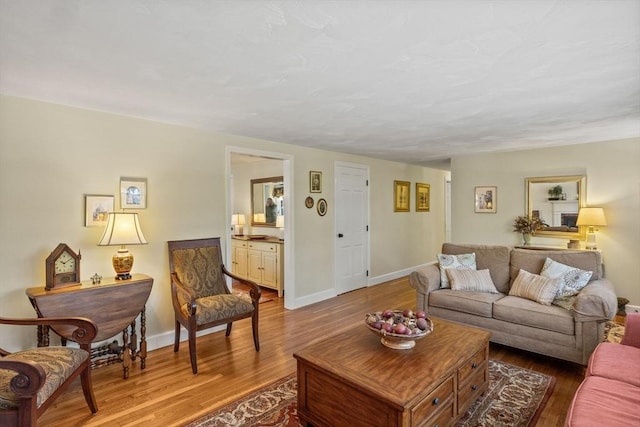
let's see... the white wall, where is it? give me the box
[0,95,448,351]
[450,139,640,306]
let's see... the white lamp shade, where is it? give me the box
[254,213,266,223]
[231,213,246,226]
[576,207,607,227]
[98,212,148,246]
[275,215,285,229]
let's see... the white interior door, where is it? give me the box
[335,162,369,294]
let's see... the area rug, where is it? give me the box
[186,359,555,427]
[604,320,625,343]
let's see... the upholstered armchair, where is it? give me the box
[167,237,261,374]
[0,316,98,427]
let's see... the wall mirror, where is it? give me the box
[251,176,284,226]
[525,175,586,238]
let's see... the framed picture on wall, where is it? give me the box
[474,186,497,213]
[120,177,147,209]
[310,171,322,193]
[85,195,114,227]
[394,180,410,212]
[416,183,430,212]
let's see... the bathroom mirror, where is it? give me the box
[525,175,586,238]
[251,176,284,226]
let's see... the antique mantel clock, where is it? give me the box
[45,243,81,290]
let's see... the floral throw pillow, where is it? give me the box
[437,253,476,289]
[540,257,593,299]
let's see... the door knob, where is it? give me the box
[338,233,344,238]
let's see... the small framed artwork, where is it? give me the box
[416,183,430,212]
[474,186,497,213]
[310,171,322,193]
[305,196,314,209]
[317,198,327,216]
[85,195,114,227]
[394,180,410,212]
[120,177,147,209]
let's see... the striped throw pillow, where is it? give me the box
[509,269,563,305]
[446,269,499,293]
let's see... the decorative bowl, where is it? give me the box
[364,310,434,350]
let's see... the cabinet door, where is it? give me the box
[248,249,262,283]
[235,246,248,278]
[261,251,278,289]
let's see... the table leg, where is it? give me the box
[37,325,50,347]
[140,305,147,370]
[130,317,138,361]
[121,327,131,379]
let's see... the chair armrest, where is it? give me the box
[572,278,617,321]
[170,272,197,316]
[621,313,640,348]
[0,358,46,397]
[408,264,441,295]
[222,264,262,304]
[0,316,97,345]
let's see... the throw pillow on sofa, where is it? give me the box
[509,269,563,305]
[540,257,593,298]
[446,269,499,293]
[437,252,476,288]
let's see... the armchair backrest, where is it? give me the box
[168,237,229,300]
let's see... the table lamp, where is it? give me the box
[98,212,148,280]
[231,213,245,236]
[576,207,607,250]
[254,213,265,223]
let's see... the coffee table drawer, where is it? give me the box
[457,367,487,415]
[458,347,487,385]
[412,375,454,426]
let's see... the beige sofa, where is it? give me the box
[409,243,617,365]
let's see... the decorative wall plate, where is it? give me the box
[317,198,327,216]
[305,196,314,208]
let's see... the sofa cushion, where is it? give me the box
[437,252,476,288]
[509,269,562,305]
[429,289,504,318]
[442,243,511,293]
[541,257,592,298]
[588,342,640,387]
[565,376,640,427]
[446,269,499,293]
[510,248,603,285]
[494,295,575,335]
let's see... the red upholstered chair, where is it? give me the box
[168,237,261,374]
[0,316,98,427]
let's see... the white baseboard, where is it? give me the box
[626,304,640,314]
[146,325,225,353]
[368,261,436,287]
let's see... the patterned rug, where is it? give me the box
[186,360,555,427]
[604,320,625,343]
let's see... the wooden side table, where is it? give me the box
[25,273,153,379]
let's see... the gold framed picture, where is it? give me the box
[416,183,430,212]
[394,180,410,212]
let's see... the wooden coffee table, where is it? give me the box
[293,318,491,427]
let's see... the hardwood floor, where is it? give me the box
[37,277,584,427]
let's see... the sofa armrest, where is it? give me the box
[572,278,617,321]
[621,313,640,348]
[409,264,440,295]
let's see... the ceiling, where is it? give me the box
[1,1,639,168]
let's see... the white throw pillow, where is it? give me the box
[446,269,499,293]
[437,253,476,288]
[540,257,593,298]
[509,269,563,305]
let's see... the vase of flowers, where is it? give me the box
[513,215,547,245]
